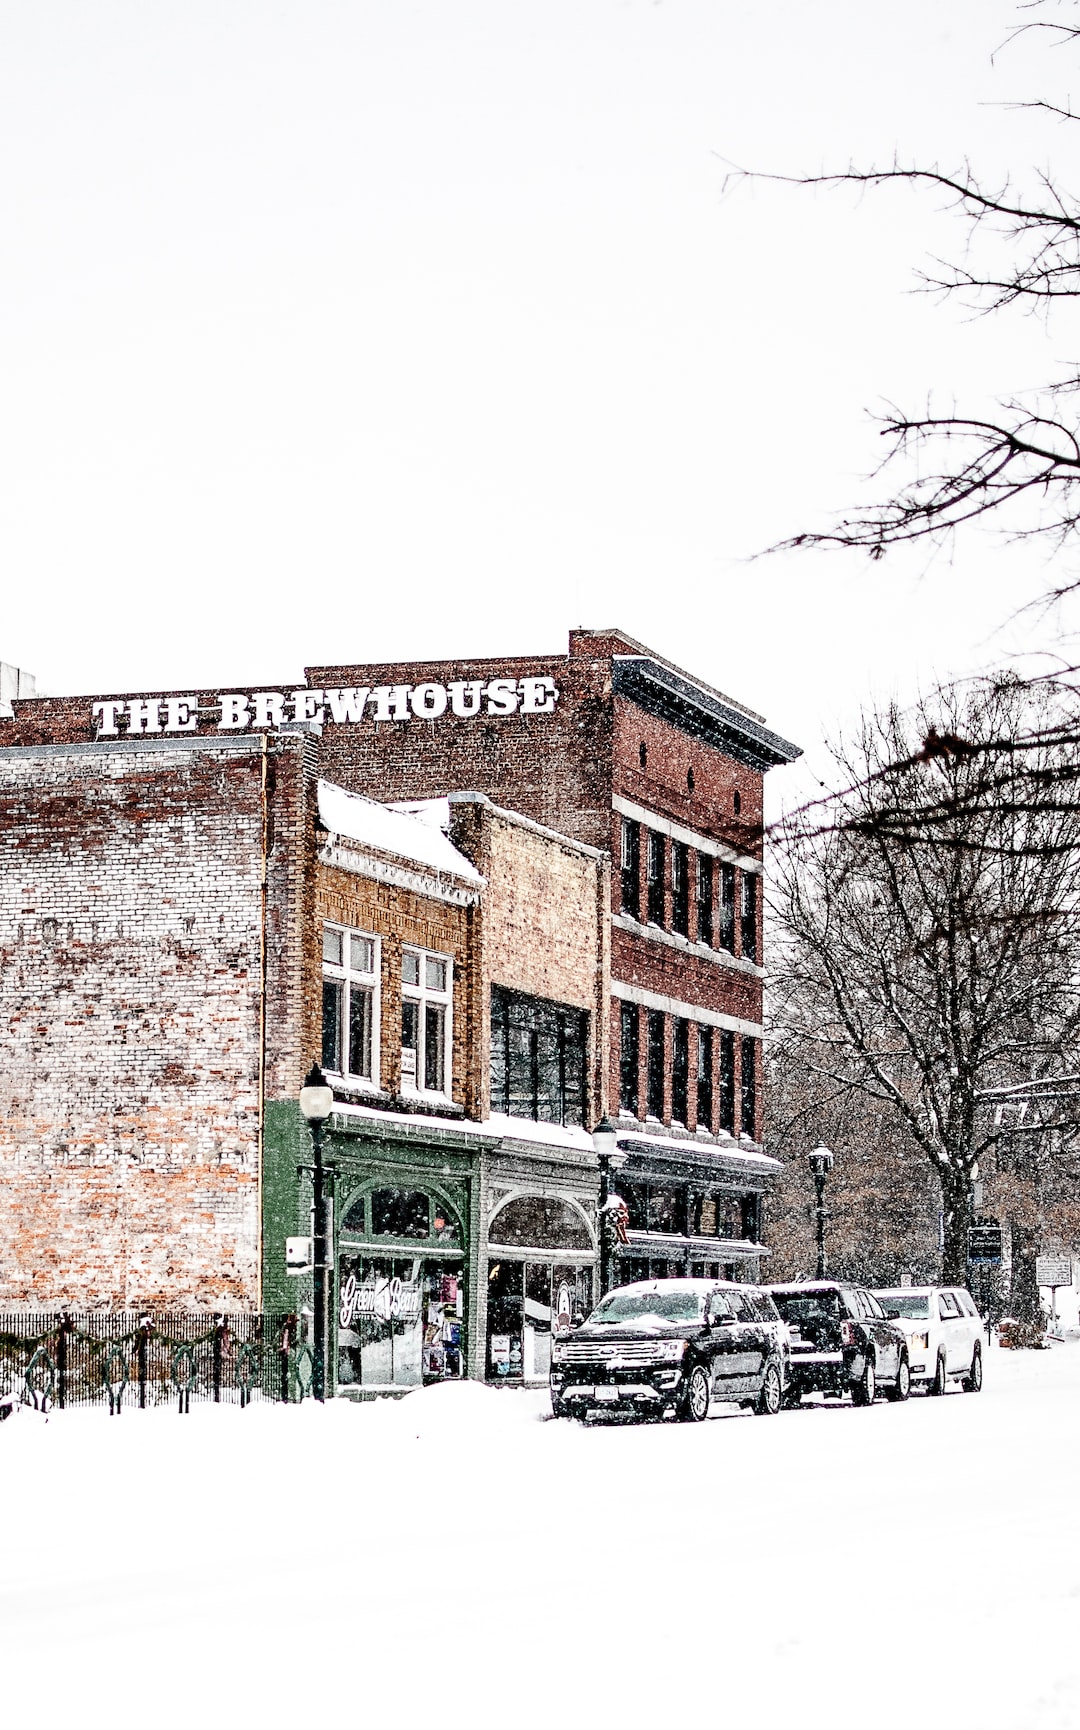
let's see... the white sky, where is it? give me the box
[2,0,1075,809]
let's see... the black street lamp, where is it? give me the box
[808,1144,834,1280]
[299,1063,335,1402]
[593,1116,629,1299]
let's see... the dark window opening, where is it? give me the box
[672,1019,689,1125]
[697,1025,713,1129]
[687,766,695,794]
[719,1030,735,1134]
[619,1001,639,1115]
[718,863,736,952]
[620,1182,648,1232]
[733,789,742,815]
[639,741,648,768]
[490,987,587,1126]
[741,1192,761,1241]
[489,1195,592,1250]
[620,819,640,917]
[322,978,343,1073]
[646,1009,665,1119]
[371,1189,430,1239]
[671,841,689,937]
[741,1036,757,1140]
[696,855,713,947]
[647,831,665,926]
[740,871,758,963]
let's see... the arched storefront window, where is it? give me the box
[488,1194,592,1250]
[486,1192,595,1385]
[337,1185,464,1391]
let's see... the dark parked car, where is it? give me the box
[549,1278,790,1422]
[767,1281,911,1405]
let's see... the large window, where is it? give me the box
[718,863,736,953]
[671,841,689,937]
[696,855,713,947]
[697,1025,713,1130]
[322,924,379,1086]
[647,831,665,926]
[620,819,640,916]
[672,1018,689,1125]
[741,1035,757,1139]
[401,946,452,1096]
[490,987,587,1126]
[646,1009,665,1119]
[719,1030,735,1134]
[741,871,759,963]
[619,1001,639,1114]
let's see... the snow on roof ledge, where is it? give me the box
[317,781,483,883]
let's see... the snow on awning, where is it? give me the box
[317,781,483,884]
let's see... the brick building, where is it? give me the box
[0,627,799,1388]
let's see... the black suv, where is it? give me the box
[549,1279,791,1423]
[767,1281,910,1405]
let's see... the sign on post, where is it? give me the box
[968,1220,1003,1265]
[1036,1255,1073,1289]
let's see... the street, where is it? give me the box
[3,1342,1079,1730]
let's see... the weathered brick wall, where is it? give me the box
[0,738,279,1309]
[449,796,610,1125]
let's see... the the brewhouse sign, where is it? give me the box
[92,676,560,736]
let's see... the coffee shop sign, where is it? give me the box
[92,677,560,736]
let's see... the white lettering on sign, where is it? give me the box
[91,677,560,735]
[339,1271,423,1329]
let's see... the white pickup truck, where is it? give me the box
[873,1286,984,1395]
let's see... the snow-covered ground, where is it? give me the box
[4,1343,1080,1730]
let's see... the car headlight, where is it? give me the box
[911,1332,928,1352]
[551,1339,567,1364]
[655,1340,688,1364]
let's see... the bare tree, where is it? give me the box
[770,678,1080,1306]
[742,2,1080,575]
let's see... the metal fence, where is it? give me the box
[0,1313,313,1415]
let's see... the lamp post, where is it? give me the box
[807,1145,834,1280]
[299,1062,335,1402]
[593,1116,628,1299]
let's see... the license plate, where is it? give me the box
[594,1386,618,1402]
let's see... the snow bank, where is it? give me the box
[4,1346,1080,1730]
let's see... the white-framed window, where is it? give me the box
[322,924,380,1088]
[401,945,452,1097]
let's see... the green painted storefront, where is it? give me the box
[262,1101,485,1395]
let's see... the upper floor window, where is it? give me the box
[741,1035,757,1140]
[322,924,379,1085]
[740,872,759,964]
[620,818,640,917]
[401,946,452,1096]
[646,831,665,926]
[696,855,713,947]
[490,987,587,1126]
[719,1030,735,1134]
[672,1018,689,1125]
[697,1025,713,1130]
[671,841,689,937]
[646,1009,665,1119]
[718,863,736,953]
[619,1001,639,1115]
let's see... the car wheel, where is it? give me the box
[885,1354,911,1402]
[550,1395,569,1420]
[962,1342,983,1394]
[756,1362,783,1416]
[851,1355,877,1406]
[678,1364,711,1423]
[928,1354,948,1397]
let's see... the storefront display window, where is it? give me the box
[337,1254,464,1389]
[487,1260,593,1382]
